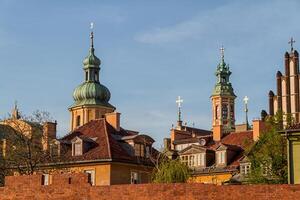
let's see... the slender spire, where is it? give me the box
[12,101,20,119]
[90,22,94,49]
[288,37,296,52]
[243,96,249,129]
[220,45,225,62]
[176,96,183,129]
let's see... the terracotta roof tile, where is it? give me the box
[59,119,155,164]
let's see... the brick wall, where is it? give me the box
[0,173,300,200]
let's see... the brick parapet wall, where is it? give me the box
[0,174,300,200]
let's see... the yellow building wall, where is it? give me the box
[110,162,152,185]
[292,141,300,184]
[43,162,153,186]
[70,106,114,131]
[189,173,233,185]
[67,163,111,186]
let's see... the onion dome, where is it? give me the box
[73,82,111,105]
[70,28,115,109]
[212,46,236,97]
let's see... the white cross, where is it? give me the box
[243,96,249,104]
[176,96,183,108]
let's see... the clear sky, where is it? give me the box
[0,0,300,147]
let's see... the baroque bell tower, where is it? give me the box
[211,47,236,140]
[69,24,115,131]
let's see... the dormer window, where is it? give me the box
[50,143,59,157]
[74,142,82,156]
[216,150,226,165]
[71,137,83,156]
[240,162,251,175]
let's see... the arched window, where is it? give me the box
[215,105,219,119]
[221,76,226,83]
[76,115,81,127]
[95,71,98,82]
[85,72,88,81]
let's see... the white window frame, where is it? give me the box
[73,142,82,156]
[84,170,95,186]
[131,171,140,184]
[217,150,226,165]
[42,174,49,186]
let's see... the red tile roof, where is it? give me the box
[59,119,155,165]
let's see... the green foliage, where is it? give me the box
[152,159,190,183]
[246,111,288,184]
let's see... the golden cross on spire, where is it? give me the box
[90,22,94,48]
[288,37,296,51]
[220,45,225,60]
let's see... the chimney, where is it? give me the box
[252,119,266,142]
[105,112,121,131]
[43,121,57,151]
[213,125,223,141]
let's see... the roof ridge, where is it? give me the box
[103,119,112,158]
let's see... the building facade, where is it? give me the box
[211,48,236,139]
[164,49,266,184]
[268,43,300,125]
[2,28,157,186]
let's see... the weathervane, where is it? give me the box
[243,96,249,129]
[90,22,94,48]
[288,37,296,52]
[176,96,183,122]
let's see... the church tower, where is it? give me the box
[69,25,115,131]
[269,38,300,125]
[211,47,236,140]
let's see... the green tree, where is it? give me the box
[152,158,190,183]
[246,111,288,184]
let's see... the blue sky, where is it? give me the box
[0,0,300,147]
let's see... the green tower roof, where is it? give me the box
[70,29,115,110]
[211,48,236,97]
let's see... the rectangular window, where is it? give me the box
[140,144,145,157]
[50,144,59,157]
[131,172,140,184]
[84,170,95,186]
[200,153,205,166]
[74,143,82,156]
[134,144,141,157]
[217,151,226,164]
[145,146,150,158]
[41,174,49,186]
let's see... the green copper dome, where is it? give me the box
[211,55,236,97]
[72,82,113,107]
[83,48,101,68]
[70,30,115,110]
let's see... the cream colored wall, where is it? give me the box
[70,106,114,131]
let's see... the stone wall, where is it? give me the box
[0,173,300,200]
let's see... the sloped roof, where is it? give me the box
[59,119,155,165]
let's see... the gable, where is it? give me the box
[179,145,207,155]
